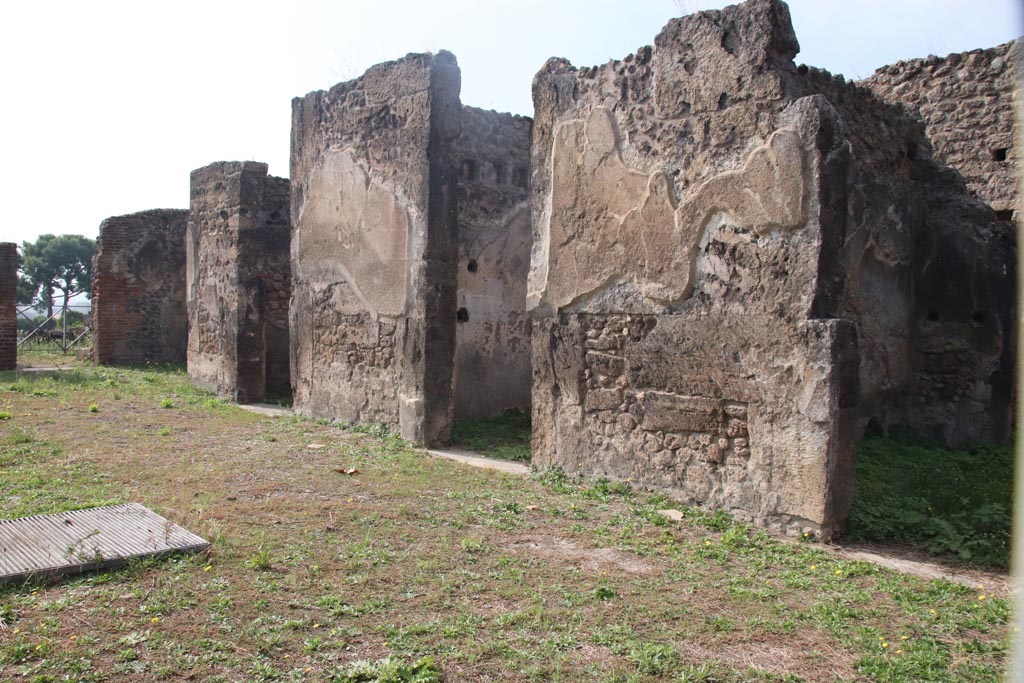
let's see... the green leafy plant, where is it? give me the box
[848,434,1012,567]
[449,410,531,462]
[327,655,441,683]
[245,546,273,571]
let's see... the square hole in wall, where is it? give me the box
[513,166,528,188]
[992,147,1009,162]
[492,161,507,185]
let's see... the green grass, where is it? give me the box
[847,434,1012,568]
[449,410,531,462]
[0,365,1012,682]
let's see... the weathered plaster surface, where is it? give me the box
[290,51,461,445]
[454,106,533,420]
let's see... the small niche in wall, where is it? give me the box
[467,259,478,273]
[992,147,1009,162]
[461,159,478,181]
[513,166,528,188]
[995,209,1014,222]
[456,307,469,322]
[492,161,507,185]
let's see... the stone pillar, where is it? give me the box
[0,243,17,371]
[187,161,291,403]
[289,51,461,445]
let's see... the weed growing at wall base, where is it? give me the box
[449,410,531,462]
[848,434,1012,567]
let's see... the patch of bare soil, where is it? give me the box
[507,534,654,575]
[682,631,858,681]
[831,541,1013,595]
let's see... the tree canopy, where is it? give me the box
[18,234,97,318]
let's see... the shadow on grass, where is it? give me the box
[262,389,294,408]
[846,433,1012,568]
[449,410,531,462]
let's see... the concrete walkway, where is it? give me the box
[426,448,531,475]
[237,403,293,418]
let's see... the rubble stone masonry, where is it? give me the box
[187,161,291,403]
[528,0,1012,538]
[0,243,16,370]
[864,41,1020,220]
[92,210,189,365]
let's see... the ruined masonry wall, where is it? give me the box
[454,107,533,420]
[805,48,1016,444]
[856,44,1018,443]
[528,0,1010,537]
[863,41,1020,219]
[92,210,188,365]
[187,161,290,403]
[290,51,461,444]
[0,243,16,370]
[529,0,859,538]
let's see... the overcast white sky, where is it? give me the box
[1,0,1020,247]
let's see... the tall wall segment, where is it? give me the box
[92,209,189,365]
[187,161,291,403]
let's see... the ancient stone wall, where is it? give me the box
[0,243,16,371]
[863,41,1020,220]
[290,51,461,444]
[187,161,291,403]
[803,65,1016,444]
[857,43,1019,443]
[528,0,1010,537]
[453,107,533,420]
[92,209,188,365]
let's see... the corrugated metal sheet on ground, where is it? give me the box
[0,503,210,583]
